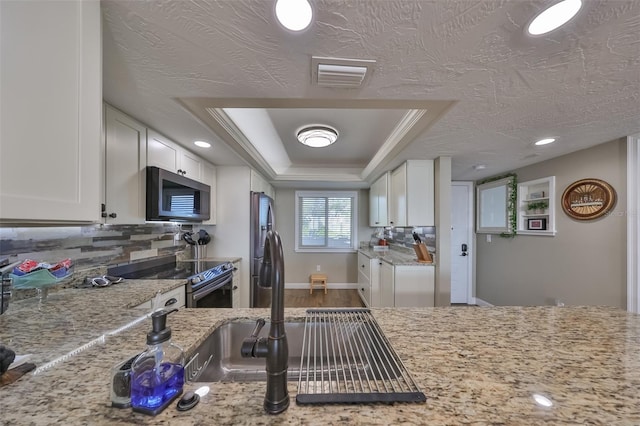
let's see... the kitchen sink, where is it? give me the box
[188,310,426,405]
[187,317,400,383]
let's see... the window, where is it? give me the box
[295,191,358,252]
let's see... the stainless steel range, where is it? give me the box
[108,256,235,308]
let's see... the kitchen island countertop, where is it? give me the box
[1,279,640,425]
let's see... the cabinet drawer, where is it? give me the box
[135,285,185,310]
[357,252,371,279]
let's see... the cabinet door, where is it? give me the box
[406,160,435,226]
[0,0,101,222]
[201,162,217,225]
[389,163,407,226]
[394,266,435,307]
[379,262,395,307]
[232,261,240,308]
[369,173,389,227]
[180,150,202,182]
[104,105,146,224]
[147,130,180,172]
[358,269,371,307]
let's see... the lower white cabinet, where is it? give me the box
[379,262,395,307]
[135,285,186,311]
[359,250,435,308]
[232,261,240,308]
[394,265,435,307]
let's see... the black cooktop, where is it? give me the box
[107,256,224,280]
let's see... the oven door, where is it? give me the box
[188,273,233,308]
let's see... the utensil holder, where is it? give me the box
[194,245,207,260]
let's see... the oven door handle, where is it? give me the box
[192,277,232,303]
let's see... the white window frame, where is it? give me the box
[295,190,358,253]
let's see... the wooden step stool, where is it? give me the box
[309,273,328,294]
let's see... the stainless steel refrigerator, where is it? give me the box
[250,191,275,308]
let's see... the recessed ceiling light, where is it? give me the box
[275,0,312,32]
[473,164,487,170]
[297,125,338,148]
[527,0,583,36]
[194,140,211,148]
[534,138,556,146]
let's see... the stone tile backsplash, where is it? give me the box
[369,226,436,254]
[0,224,193,296]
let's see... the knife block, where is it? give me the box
[413,243,432,263]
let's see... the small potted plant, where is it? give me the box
[527,200,549,215]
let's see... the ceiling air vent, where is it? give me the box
[311,56,375,88]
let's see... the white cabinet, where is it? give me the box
[394,265,435,307]
[103,105,147,224]
[147,130,204,182]
[232,260,240,308]
[369,173,390,227]
[250,169,275,199]
[389,160,435,227]
[517,176,556,236]
[135,285,186,311]
[0,0,101,222]
[379,261,395,307]
[357,251,381,307]
[201,162,218,225]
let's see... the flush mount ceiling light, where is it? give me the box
[534,138,556,146]
[297,125,338,148]
[275,0,312,32]
[473,164,487,171]
[527,0,583,36]
[194,140,211,148]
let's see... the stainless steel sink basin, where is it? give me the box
[188,318,400,382]
[189,320,301,382]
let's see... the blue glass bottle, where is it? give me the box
[130,309,185,415]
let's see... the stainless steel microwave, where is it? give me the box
[146,166,210,221]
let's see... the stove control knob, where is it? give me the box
[191,275,201,284]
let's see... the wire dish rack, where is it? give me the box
[296,308,426,405]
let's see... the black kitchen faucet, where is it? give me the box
[240,230,289,414]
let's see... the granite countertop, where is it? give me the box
[2,281,640,424]
[359,247,435,266]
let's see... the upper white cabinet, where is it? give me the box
[517,176,556,236]
[201,161,218,225]
[250,169,275,199]
[0,0,101,222]
[103,105,147,224]
[369,173,390,227]
[147,130,204,183]
[389,160,435,227]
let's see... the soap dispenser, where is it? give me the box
[130,308,185,416]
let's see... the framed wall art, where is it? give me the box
[561,178,616,220]
[527,218,547,230]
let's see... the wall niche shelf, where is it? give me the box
[517,176,556,236]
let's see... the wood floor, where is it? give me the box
[284,289,365,308]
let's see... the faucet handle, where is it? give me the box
[240,319,267,358]
[250,318,266,338]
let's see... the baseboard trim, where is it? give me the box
[473,297,494,307]
[286,282,358,290]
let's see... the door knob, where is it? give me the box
[108,213,117,218]
[461,243,468,256]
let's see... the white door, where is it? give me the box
[451,182,473,304]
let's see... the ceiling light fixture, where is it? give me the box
[527,0,583,36]
[473,164,487,171]
[275,0,313,32]
[194,140,211,148]
[297,125,338,148]
[534,138,556,146]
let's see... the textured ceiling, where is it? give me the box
[102,0,640,185]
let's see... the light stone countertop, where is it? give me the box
[2,279,640,425]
